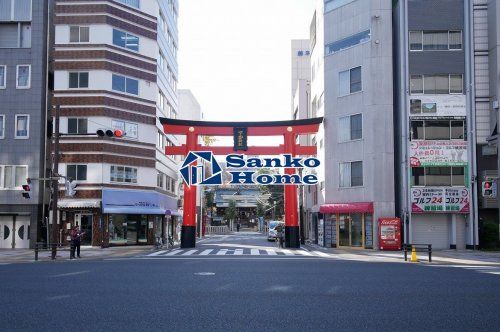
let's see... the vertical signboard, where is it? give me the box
[233,127,248,151]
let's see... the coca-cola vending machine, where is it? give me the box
[378,218,401,250]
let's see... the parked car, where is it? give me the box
[267,220,284,241]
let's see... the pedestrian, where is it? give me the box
[69,226,77,259]
[70,225,85,259]
[275,224,284,248]
[236,222,240,232]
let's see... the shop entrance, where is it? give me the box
[338,214,363,247]
[161,117,323,248]
[0,216,13,249]
[75,213,93,246]
[0,216,30,249]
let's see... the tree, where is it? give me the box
[256,201,266,218]
[224,199,238,222]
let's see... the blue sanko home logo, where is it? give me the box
[180,151,320,186]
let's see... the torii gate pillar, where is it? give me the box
[181,128,197,248]
[284,129,300,248]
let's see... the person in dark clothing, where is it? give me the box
[70,225,85,259]
[236,223,240,232]
[275,224,284,248]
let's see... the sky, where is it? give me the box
[177,0,317,146]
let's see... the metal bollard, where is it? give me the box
[404,245,408,261]
[428,244,432,262]
[35,244,38,261]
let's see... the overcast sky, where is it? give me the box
[178,0,316,145]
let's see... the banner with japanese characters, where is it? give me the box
[410,140,467,167]
[411,187,470,214]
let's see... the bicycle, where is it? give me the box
[167,235,174,248]
[154,236,163,249]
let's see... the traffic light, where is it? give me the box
[96,129,125,138]
[22,178,31,199]
[482,179,497,198]
[65,179,77,197]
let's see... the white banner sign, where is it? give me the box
[410,140,468,166]
[410,95,466,117]
[411,187,470,214]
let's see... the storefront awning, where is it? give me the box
[58,199,101,209]
[166,209,182,216]
[320,202,374,214]
[104,207,166,215]
[102,189,178,215]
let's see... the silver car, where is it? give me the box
[267,221,284,241]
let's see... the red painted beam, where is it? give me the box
[162,123,321,136]
[165,145,317,156]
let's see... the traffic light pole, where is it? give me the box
[51,105,60,260]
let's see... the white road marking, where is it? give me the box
[296,250,313,256]
[234,249,243,255]
[266,249,277,255]
[181,250,198,256]
[165,250,183,256]
[148,250,168,257]
[216,249,228,255]
[312,251,332,258]
[199,249,213,256]
[51,271,89,278]
[280,249,295,256]
[250,249,260,255]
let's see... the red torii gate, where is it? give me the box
[161,117,323,248]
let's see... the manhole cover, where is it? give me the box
[194,272,215,276]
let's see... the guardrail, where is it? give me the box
[403,243,432,262]
[34,242,70,261]
[206,226,229,234]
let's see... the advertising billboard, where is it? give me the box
[411,187,470,214]
[410,95,466,117]
[410,140,468,167]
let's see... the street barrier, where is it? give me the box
[34,242,70,261]
[206,226,229,234]
[403,243,432,262]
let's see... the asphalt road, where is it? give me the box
[0,232,499,331]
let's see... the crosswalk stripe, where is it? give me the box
[313,251,332,258]
[148,250,168,256]
[296,250,313,256]
[234,249,243,255]
[216,249,228,255]
[199,249,213,255]
[182,250,198,256]
[280,249,295,256]
[266,249,277,255]
[250,249,260,256]
[165,250,182,256]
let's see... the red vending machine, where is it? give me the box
[378,218,401,250]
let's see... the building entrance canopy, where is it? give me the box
[320,202,374,214]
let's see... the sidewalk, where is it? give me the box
[0,245,163,263]
[304,243,500,265]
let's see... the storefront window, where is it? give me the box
[109,215,127,245]
[351,213,363,247]
[108,214,149,245]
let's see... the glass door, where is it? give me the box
[338,214,350,246]
[79,214,93,245]
[350,213,363,247]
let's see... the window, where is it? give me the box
[1,165,27,189]
[325,0,355,12]
[410,30,462,51]
[15,114,29,138]
[66,165,87,181]
[69,26,89,43]
[116,0,140,9]
[112,119,138,139]
[157,130,164,149]
[112,74,138,95]
[448,31,462,50]
[110,166,138,183]
[325,29,370,55]
[0,65,5,88]
[0,22,31,48]
[112,29,139,51]
[339,161,363,187]
[410,120,465,140]
[0,114,4,138]
[339,66,361,96]
[16,65,30,88]
[0,0,32,21]
[69,72,89,88]
[67,118,87,134]
[409,31,422,51]
[411,167,465,187]
[338,114,362,142]
[157,172,164,189]
[410,74,463,94]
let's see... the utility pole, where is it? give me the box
[51,105,60,259]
